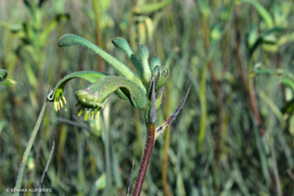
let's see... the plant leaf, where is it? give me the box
[39,14,70,46]
[133,0,174,14]
[241,0,273,28]
[155,80,192,140]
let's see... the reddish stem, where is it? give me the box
[235,4,264,136]
[132,124,155,196]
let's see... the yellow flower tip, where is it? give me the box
[77,107,84,117]
[91,110,95,120]
[53,101,56,111]
[62,96,67,104]
[57,102,60,111]
[54,100,59,111]
[59,99,64,108]
[95,111,101,119]
[84,110,90,121]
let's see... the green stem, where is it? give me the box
[93,0,103,72]
[162,82,171,196]
[102,110,111,195]
[14,100,47,196]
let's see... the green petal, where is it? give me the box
[88,76,149,110]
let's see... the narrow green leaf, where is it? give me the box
[132,0,174,14]
[198,63,207,152]
[258,91,285,127]
[155,80,191,140]
[281,78,294,92]
[37,140,55,196]
[241,0,274,28]
[95,173,106,190]
[39,14,69,46]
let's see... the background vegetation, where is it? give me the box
[1,0,294,195]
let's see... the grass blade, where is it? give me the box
[14,100,47,196]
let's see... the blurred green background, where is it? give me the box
[1,0,294,195]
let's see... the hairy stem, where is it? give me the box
[132,123,155,196]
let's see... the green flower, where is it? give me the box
[47,34,168,121]
[75,89,104,121]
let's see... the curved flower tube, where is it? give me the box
[47,71,107,111]
[85,76,149,110]
[58,34,146,93]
